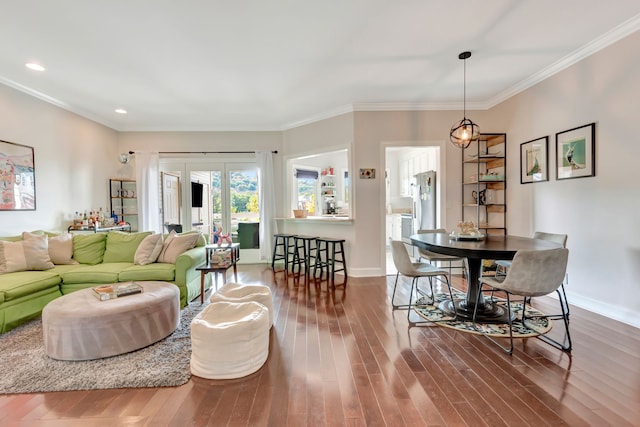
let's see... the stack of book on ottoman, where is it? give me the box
[92,282,143,301]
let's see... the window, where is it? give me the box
[294,168,319,215]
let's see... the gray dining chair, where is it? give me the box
[474,248,571,354]
[390,240,457,325]
[496,232,569,316]
[416,229,467,281]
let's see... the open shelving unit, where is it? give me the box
[461,133,507,235]
[109,178,138,232]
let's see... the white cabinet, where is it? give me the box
[386,214,402,245]
[392,215,402,241]
[398,150,436,197]
[399,160,410,197]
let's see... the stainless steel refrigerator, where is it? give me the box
[412,171,436,231]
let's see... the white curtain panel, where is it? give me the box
[256,151,276,262]
[135,151,161,233]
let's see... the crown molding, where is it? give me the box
[281,104,355,130]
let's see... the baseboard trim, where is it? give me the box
[566,292,640,329]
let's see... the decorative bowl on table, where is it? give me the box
[449,231,486,241]
[451,221,485,241]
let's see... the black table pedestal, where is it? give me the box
[439,257,514,323]
[439,299,513,323]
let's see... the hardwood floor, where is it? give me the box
[1,264,639,426]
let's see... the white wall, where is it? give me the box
[0,84,119,235]
[490,30,640,327]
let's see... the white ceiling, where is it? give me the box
[1,1,639,131]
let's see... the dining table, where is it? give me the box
[410,232,563,322]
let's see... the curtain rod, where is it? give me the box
[128,150,277,155]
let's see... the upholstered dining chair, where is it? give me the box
[390,240,457,325]
[474,248,571,354]
[496,232,569,316]
[416,229,467,280]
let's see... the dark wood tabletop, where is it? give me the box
[410,232,561,260]
[410,232,562,322]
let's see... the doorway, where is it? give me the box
[384,144,444,275]
[162,172,181,227]
[160,159,261,263]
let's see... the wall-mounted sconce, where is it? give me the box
[118,151,135,164]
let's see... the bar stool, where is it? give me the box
[271,233,297,271]
[313,237,347,284]
[291,235,318,275]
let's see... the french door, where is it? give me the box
[161,160,260,261]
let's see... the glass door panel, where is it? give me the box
[228,165,259,250]
[188,163,259,259]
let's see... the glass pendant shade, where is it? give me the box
[449,51,480,149]
[450,117,480,149]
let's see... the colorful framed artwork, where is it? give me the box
[359,168,375,179]
[0,140,35,210]
[556,123,596,180]
[520,136,548,184]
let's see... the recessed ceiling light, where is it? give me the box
[115,108,127,114]
[25,63,45,71]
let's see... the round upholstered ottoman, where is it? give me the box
[190,301,270,379]
[210,283,274,328]
[42,281,180,361]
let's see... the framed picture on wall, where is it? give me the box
[520,136,548,184]
[556,123,596,180]
[0,140,35,210]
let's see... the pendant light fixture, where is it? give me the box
[449,51,480,148]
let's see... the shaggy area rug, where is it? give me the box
[0,302,204,394]
[413,291,552,337]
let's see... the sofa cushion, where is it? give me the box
[119,263,176,282]
[0,236,54,274]
[134,233,164,265]
[0,270,61,301]
[22,231,78,265]
[72,233,107,265]
[103,231,152,263]
[61,262,132,284]
[158,231,201,264]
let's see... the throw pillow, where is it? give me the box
[22,231,78,265]
[48,233,78,265]
[157,231,201,264]
[72,233,107,265]
[0,236,54,274]
[103,231,152,263]
[134,233,164,265]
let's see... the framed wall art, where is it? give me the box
[0,140,35,210]
[520,136,548,184]
[556,123,596,180]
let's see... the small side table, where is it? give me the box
[196,243,240,304]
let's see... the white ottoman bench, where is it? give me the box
[190,300,270,379]
[42,281,180,361]
[210,283,274,328]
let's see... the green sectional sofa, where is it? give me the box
[0,230,209,333]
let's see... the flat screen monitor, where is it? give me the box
[191,182,204,208]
